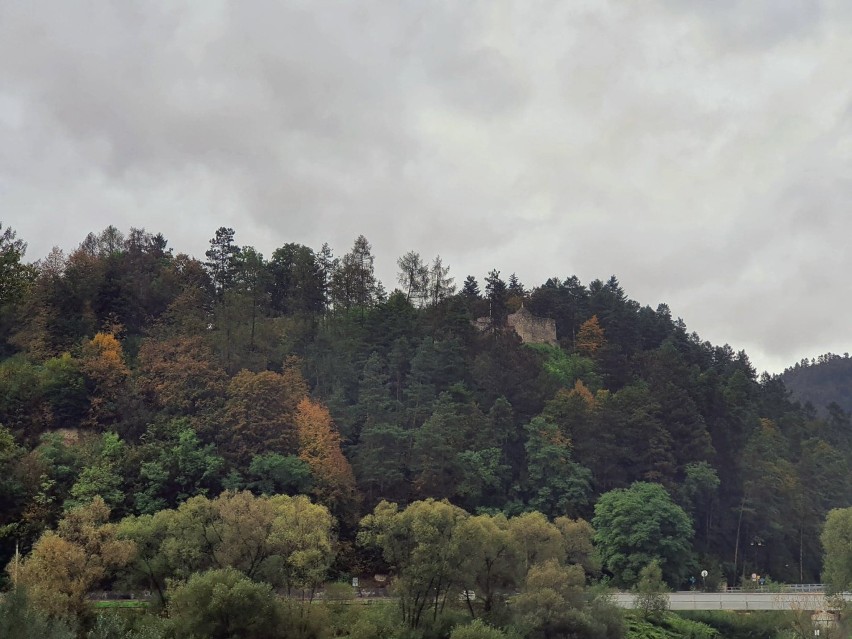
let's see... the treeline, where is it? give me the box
[782,352,852,417]
[0,222,851,595]
[4,492,625,638]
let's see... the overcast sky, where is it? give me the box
[2,1,851,374]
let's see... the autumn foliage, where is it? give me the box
[136,335,228,417]
[575,315,605,356]
[79,331,130,427]
[295,398,356,514]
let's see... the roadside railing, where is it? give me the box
[719,584,824,594]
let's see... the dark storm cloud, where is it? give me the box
[2,0,852,372]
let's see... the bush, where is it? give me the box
[0,587,76,639]
[167,568,283,639]
[682,611,794,639]
[86,612,168,639]
[449,619,508,639]
[345,603,403,639]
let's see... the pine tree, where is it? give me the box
[204,227,241,300]
[484,270,508,328]
[462,275,480,299]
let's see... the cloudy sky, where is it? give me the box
[2,1,851,374]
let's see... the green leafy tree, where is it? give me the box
[269,243,324,316]
[821,506,852,595]
[592,383,677,491]
[397,250,429,306]
[506,511,565,575]
[119,492,334,599]
[66,432,126,510]
[40,353,88,430]
[456,448,509,512]
[0,587,76,639]
[793,437,850,582]
[231,245,272,361]
[521,417,592,518]
[454,513,517,615]
[411,387,488,501]
[245,452,313,496]
[86,612,168,639]
[0,223,36,307]
[167,568,282,639]
[678,461,719,553]
[634,560,669,620]
[428,255,456,307]
[0,424,25,531]
[0,356,50,441]
[134,420,225,513]
[593,482,694,587]
[358,499,468,629]
[554,516,601,576]
[331,235,377,310]
[734,418,798,582]
[449,619,509,639]
[511,559,599,639]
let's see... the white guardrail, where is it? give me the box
[612,591,852,611]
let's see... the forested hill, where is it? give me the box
[781,353,852,416]
[0,222,850,589]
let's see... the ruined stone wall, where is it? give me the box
[507,308,557,346]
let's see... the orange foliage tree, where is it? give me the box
[295,398,356,515]
[219,360,308,464]
[575,315,605,356]
[136,335,228,419]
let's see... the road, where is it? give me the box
[612,591,852,611]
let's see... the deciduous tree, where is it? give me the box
[219,364,307,464]
[136,336,228,419]
[79,332,130,428]
[576,315,605,356]
[358,499,468,629]
[11,498,136,619]
[593,482,694,587]
[0,223,35,307]
[821,506,852,595]
[167,568,282,639]
[295,397,356,516]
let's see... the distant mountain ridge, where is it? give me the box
[781,352,852,415]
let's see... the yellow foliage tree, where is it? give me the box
[575,315,605,356]
[10,497,136,619]
[79,331,130,428]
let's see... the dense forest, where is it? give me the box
[782,353,852,417]
[0,222,850,638]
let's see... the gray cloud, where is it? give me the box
[2,0,852,373]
